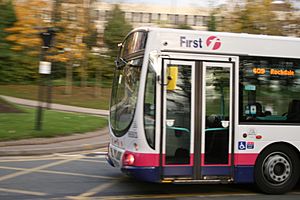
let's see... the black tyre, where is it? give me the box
[254,144,300,194]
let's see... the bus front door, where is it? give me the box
[162,60,195,179]
[162,59,233,182]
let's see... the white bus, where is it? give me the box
[106,27,300,194]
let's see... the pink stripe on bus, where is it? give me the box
[125,152,258,167]
[127,152,160,166]
[234,154,258,165]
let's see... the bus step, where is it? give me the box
[173,178,233,184]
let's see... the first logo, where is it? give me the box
[206,36,221,50]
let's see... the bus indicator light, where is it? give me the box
[256,135,262,139]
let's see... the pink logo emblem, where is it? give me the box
[206,36,221,50]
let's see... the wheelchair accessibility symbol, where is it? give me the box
[238,141,246,150]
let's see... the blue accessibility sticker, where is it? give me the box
[238,141,246,150]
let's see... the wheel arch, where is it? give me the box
[256,141,300,166]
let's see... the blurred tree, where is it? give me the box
[4,0,51,82]
[207,11,217,31]
[48,0,98,93]
[103,4,132,83]
[176,24,193,30]
[275,1,300,37]
[104,4,132,59]
[3,0,99,90]
[0,0,17,83]
[86,53,110,97]
[0,0,41,83]
[219,0,284,36]
[78,0,96,88]
[5,0,49,54]
[207,0,217,31]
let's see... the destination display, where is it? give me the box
[252,67,295,76]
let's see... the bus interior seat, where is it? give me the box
[174,148,189,164]
[206,115,222,128]
[287,100,300,122]
[254,102,264,117]
[264,110,272,116]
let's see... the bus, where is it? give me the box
[106,27,300,194]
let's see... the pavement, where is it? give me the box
[0,95,110,156]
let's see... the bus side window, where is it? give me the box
[144,63,156,149]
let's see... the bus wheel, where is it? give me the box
[254,145,300,194]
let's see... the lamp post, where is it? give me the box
[35,28,55,131]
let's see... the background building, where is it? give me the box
[91,1,299,48]
[92,1,212,47]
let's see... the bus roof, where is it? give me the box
[133,27,300,59]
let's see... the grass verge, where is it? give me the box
[0,85,111,110]
[0,105,107,141]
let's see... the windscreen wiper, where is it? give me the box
[115,57,127,69]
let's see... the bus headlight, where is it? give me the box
[123,152,135,166]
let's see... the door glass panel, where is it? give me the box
[166,64,191,165]
[204,66,230,165]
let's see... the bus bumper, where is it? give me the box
[121,166,160,182]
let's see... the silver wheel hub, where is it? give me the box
[263,153,291,184]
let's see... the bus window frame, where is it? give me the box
[238,56,300,126]
[118,30,148,62]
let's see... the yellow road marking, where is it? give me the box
[0,156,61,162]
[0,187,47,196]
[0,154,106,163]
[67,181,118,199]
[0,166,117,180]
[0,156,82,182]
[73,159,107,163]
[90,192,259,200]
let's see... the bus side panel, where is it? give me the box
[234,125,300,183]
[234,166,254,183]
